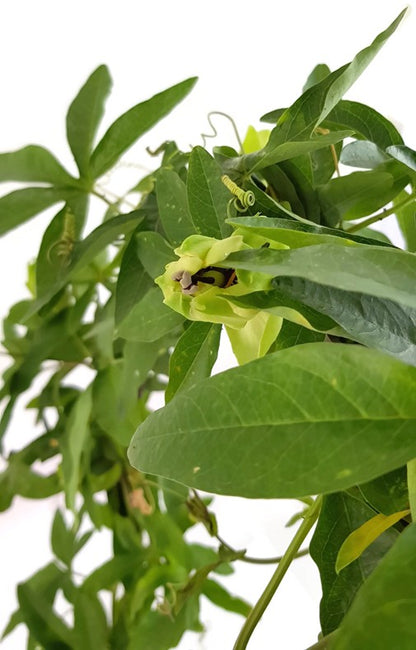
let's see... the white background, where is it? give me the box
[0,1,414,648]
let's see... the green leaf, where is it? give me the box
[115,228,153,325]
[310,492,400,636]
[394,189,416,252]
[386,143,416,174]
[90,77,197,178]
[135,231,174,278]
[244,129,352,172]
[187,146,232,238]
[92,364,146,446]
[273,277,416,365]
[18,581,74,648]
[302,64,331,91]
[116,286,184,342]
[251,10,405,172]
[332,522,416,649]
[317,167,408,226]
[324,100,403,149]
[340,140,390,169]
[73,589,109,649]
[51,510,75,567]
[156,168,196,245]
[0,186,78,236]
[83,552,145,593]
[129,343,416,498]
[336,508,409,574]
[227,215,391,248]
[222,244,416,310]
[270,319,325,351]
[202,578,251,617]
[61,385,93,510]
[127,605,197,650]
[66,65,112,178]
[0,145,77,185]
[166,321,221,402]
[358,467,409,516]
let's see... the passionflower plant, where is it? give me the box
[155,231,285,364]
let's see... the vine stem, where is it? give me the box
[233,495,323,650]
[345,191,416,233]
[407,458,416,521]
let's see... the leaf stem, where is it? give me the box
[407,458,416,521]
[346,192,416,233]
[233,495,323,650]
[305,630,338,649]
[216,533,309,565]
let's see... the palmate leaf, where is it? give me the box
[0,145,78,185]
[129,343,416,498]
[90,77,197,178]
[0,186,81,236]
[332,523,416,649]
[66,65,112,178]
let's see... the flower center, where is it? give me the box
[172,266,238,295]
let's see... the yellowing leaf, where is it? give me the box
[336,508,410,574]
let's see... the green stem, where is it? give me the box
[305,630,338,650]
[346,192,416,233]
[216,533,309,565]
[407,458,416,521]
[233,495,323,650]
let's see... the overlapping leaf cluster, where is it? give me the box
[1,8,416,649]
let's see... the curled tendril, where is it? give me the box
[47,208,76,267]
[221,174,255,217]
[200,111,243,151]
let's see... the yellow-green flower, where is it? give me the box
[155,232,286,364]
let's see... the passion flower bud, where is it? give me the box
[155,233,285,363]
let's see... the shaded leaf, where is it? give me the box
[166,321,221,402]
[73,589,109,649]
[222,244,416,310]
[332,522,416,650]
[116,287,184,342]
[273,276,416,365]
[135,230,174,278]
[227,215,391,248]
[187,147,231,238]
[156,168,195,245]
[394,189,416,252]
[129,343,416,498]
[91,77,197,178]
[358,467,409,516]
[115,228,153,325]
[317,166,408,226]
[61,385,93,510]
[336,508,409,573]
[66,65,112,178]
[270,319,325,351]
[310,492,400,636]
[18,581,74,648]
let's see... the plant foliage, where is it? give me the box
[1,9,416,649]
